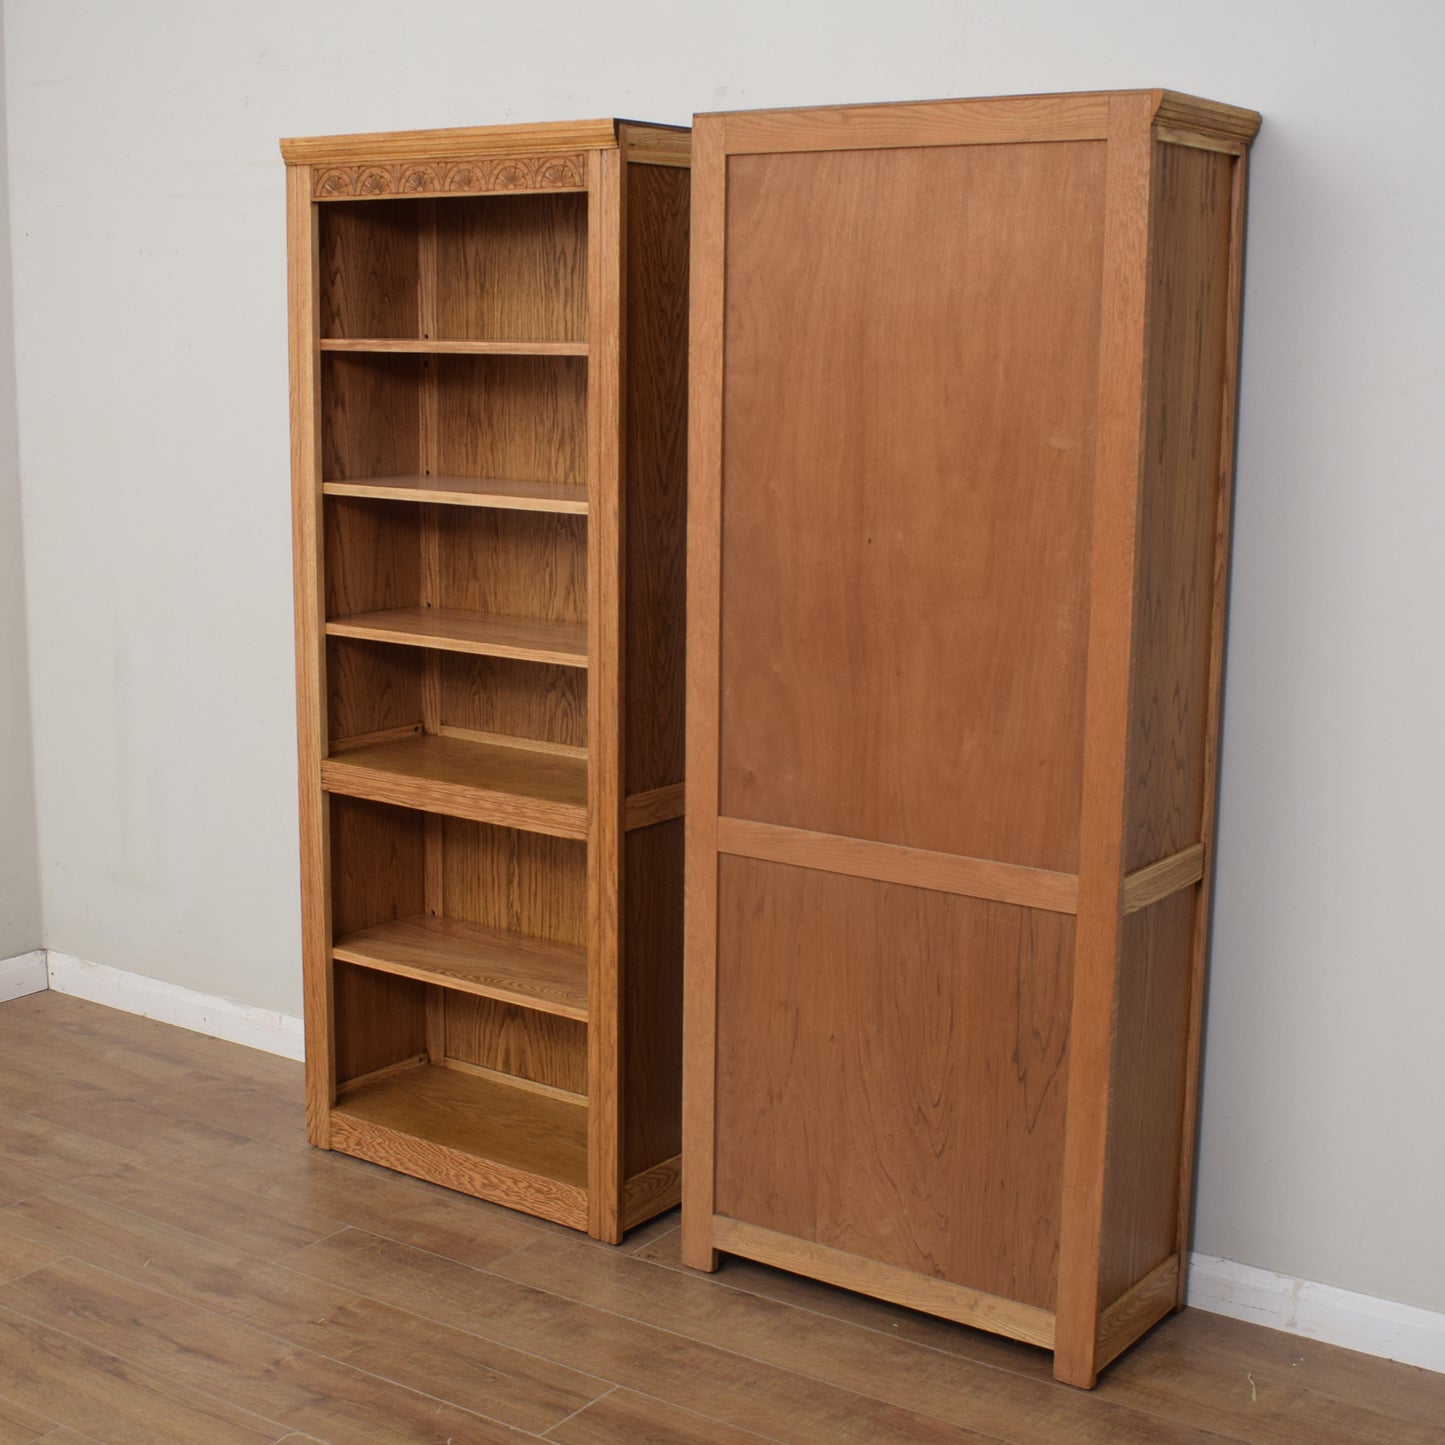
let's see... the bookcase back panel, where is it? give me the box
[438,817,586,948]
[445,993,587,1095]
[329,796,425,937]
[716,140,1106,872]
[713,854,1073,1310]
[435,355,586,488]
[321,355,422,479]
[1125,143,1236,872]
[319,201,422,339]
[434,193,588,342]
[623,819,685,1174]
[624,162,689,795]
[334,961,428,1083]
[324,499,422,617]
[327,637,423,743]
[436,508,587,624]
[437,653,586,749]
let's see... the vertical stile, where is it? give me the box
[287,161,334,1147]
[680,113,727,1272]
[1054,91,1159,1388]
[1173,146,1252,1303]
[586,143,626,1240]
[418,198,446,1065]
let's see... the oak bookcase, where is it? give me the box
[683,91,1260,1383]
[283,119,689,1241]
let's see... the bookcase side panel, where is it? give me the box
[1123,142,1237,874]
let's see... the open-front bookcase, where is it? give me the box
[283,119,689,1240]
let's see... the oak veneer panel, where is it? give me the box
[323,496,420,618]
[319,732,587,838]
[717,141,1105,872]
[328,796,424,937]
[433,192,588,342]
[438,651,587,749]
[332,962,426,1085]
[714,856,1072,1309]
[333,914,588,1019]
[325,635,422,744]
[318,201,420,340]
[436,506,587,624]
[332,1062,588,1188]
[445,994,587,1095]
[323,473,590,513]
[1097,888,1198,1305]
[434,354,587,489]
[438,816,587,947]
[623,819,685,1177]
[1125,142,1235,872]
[319,354,420,481]
[624,161,689,796]
[328,606,588,665]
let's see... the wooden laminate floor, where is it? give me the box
[0,992,1439,1444]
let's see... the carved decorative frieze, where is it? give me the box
[314,152,587,199]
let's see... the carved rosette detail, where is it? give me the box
[313,153,586,199]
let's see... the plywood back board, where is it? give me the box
[717,141,1107,872]
[714,856,1073,1309]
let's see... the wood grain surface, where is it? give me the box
[333,1060,588,1187]
[1097,890,1198,1305]
[681,112,727,1272]
[623,159,690,796]
[321,473,589,512]
[434,192,587,342]
[332,914,588,1019]
[437,652,587,749]
[623,819,685,1178]
[584,144,626,1242]
[1054,91,1159,1389]
[318,200,420,341]
[1,994,1436,1445]
[436,506,587,624]
[434,355,588,488]
[320,732,587,838]
[717,139,1105,871]
[1124,141,1234,872]
[443,992,587,1096]
[320,355,421,481]
[327,606,587,666]
[714,856,1073,1310]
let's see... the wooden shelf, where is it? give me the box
[321,733,587,838]
[319,338,588,356]
[333,914,588,1020]
[322,475,588,514]
[327,608,587,667]
[333,1062,588,1191]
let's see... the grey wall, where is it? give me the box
[0,12,39,960]
[5,0,1442,1314]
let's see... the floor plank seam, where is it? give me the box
[0,1296,296,1442]
[465,1247,1032,1445]
[272,1226,624,1400]
[539,1382,618,1438]
[56,1246,587,1441]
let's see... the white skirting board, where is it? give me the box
[7,949,1444,1373]
[0,950,48,1002]
[1187,1253,1445,1375]
[44,951,304,1062]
